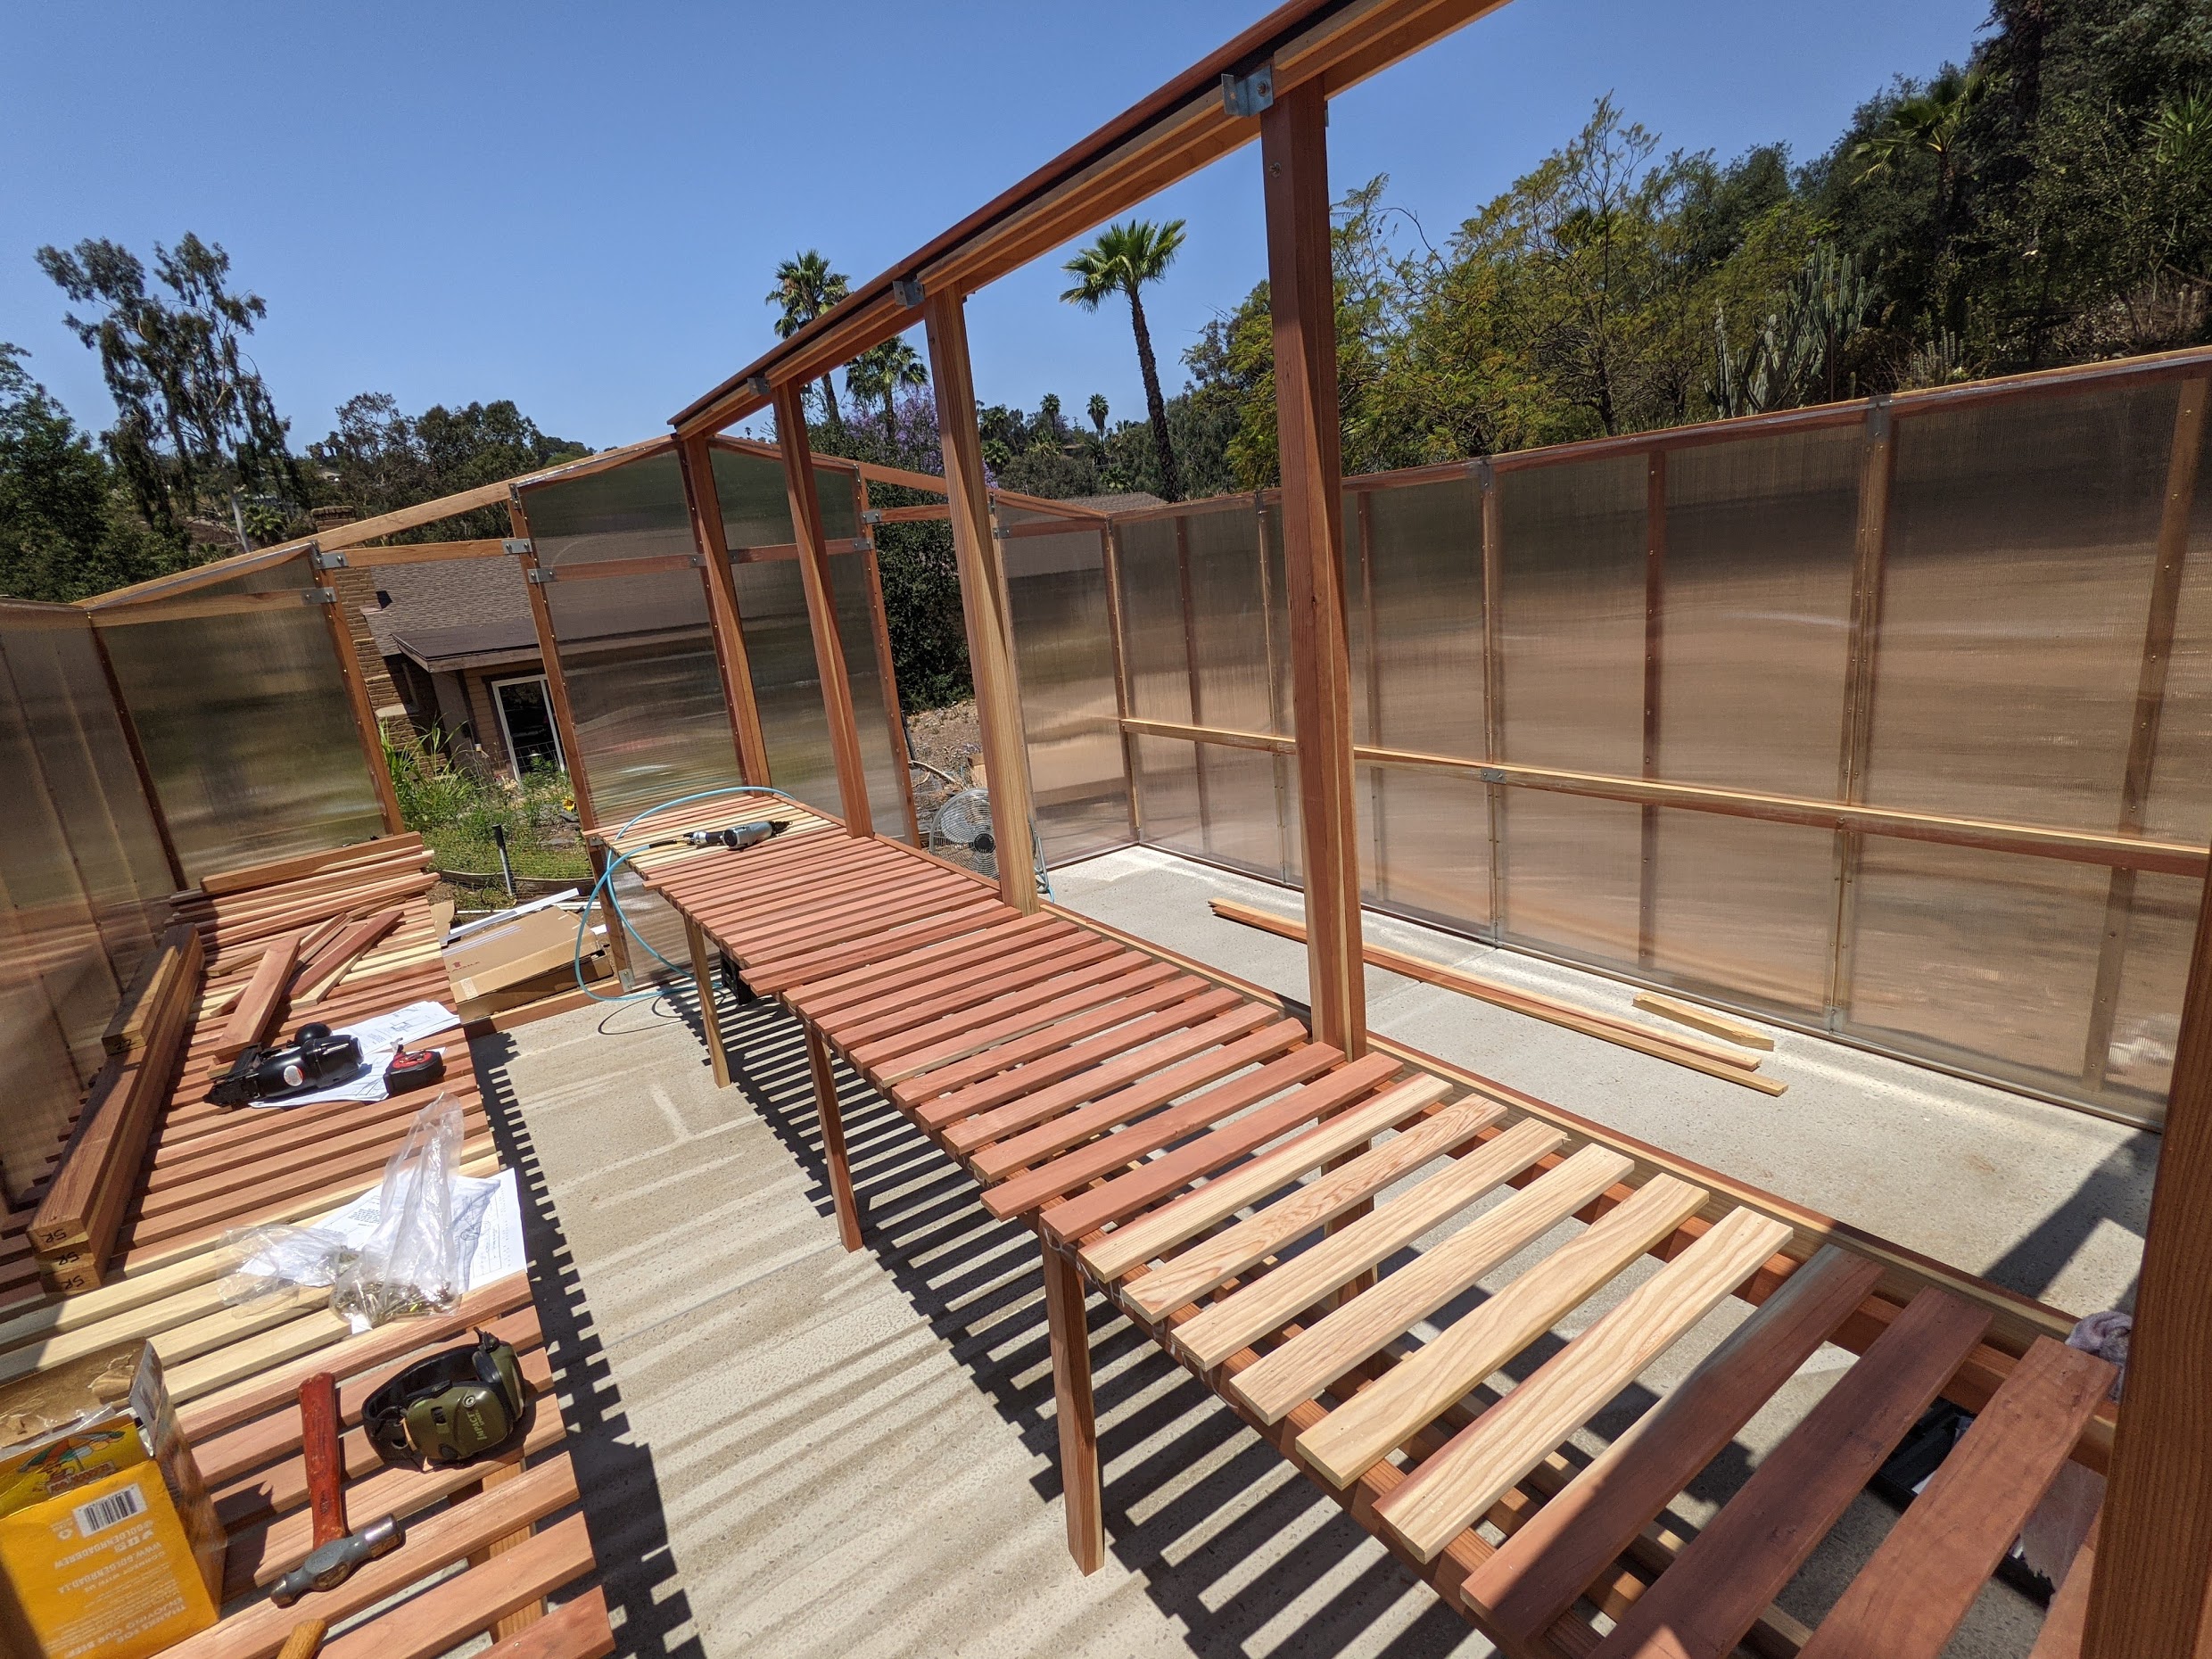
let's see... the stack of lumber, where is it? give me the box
[643,815,2115,1656]
[0,827,614,1658]
[29,923,204,1292]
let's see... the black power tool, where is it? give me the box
[681,818,788,852]
[205,1021,365,1108]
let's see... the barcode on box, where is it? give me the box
[72,1484,145,1537]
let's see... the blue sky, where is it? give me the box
[2,0,1992,454]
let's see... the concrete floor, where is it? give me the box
[470,845,2158,1659]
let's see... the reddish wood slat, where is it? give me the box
[1589,1288,1993,1658]
[483,1589,615,1659]
[747,902,1008,992]
[904,985,1236,1119]
[794,913,1073,1021]
[1795,1337,2115,1659]
[821,931,1113,1045]
[844,945,1143,1068]
[318,1512,596,1659]
[213,933,304,1060]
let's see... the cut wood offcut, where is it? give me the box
[1207,898,1784,1096]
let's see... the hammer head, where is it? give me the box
[270,1514,405,1607]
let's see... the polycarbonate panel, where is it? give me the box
[1845,839,2108,1087]
[524,450,694,569]
[1132,734,1201,851]
[2139,408,2212,845]
[830,551,911,841]
[544,567,740,821]
[1648,810,1836,1011]
[1003,513,1132,864]
[709,447,863,550]
[1360,763,1491,930]
[1184,500,1276,735]
[45,619,174,907]
[99,587,384,881]
[730,557,838,815]
[1353,476,1485,756]
[1662,428,1861,795]
[2103,870,2198,1111]
[0,620,156,983]
[1866,384,2180,831]
[1498,790,1641,963]
[1498,454,1648,773]
[1196,740,1291,879]
[1111,514,1194,725]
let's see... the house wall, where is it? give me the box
[466,670,515,774]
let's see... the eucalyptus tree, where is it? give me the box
[1061,218,1187,500]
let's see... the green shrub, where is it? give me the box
[382,729,592,886]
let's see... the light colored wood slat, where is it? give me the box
[873,961,1180,1083]
[1376,1207,1794,1560]
[319,1512,595,1659]
[1080,1076,1454,1282]
[979,1045,1347,1221]
[1229,1143,1635,1424]
[967,1017,1309,1178]
[1293,1174,1711,1487]
[1039,1052,1404,1242]
[1465,1243,1883,1641]
[1175,1118,1567,1371]
[944,1003,1277,1151]
[905,986,1236,1119]
[1588,1287,1993,1659]
[1632,993,1774,1051]
[1127,1098,1506,1320]
[1796,1336,2115,1659]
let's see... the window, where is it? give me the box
[491,674,564,778]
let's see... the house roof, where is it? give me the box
[363,557,541,672]
[1062,491,1165,513]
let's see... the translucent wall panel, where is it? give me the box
[100,565,384,880]
[1661,429,1860,796]
[710,446,861,549]
[1112,514,1196,725]
[1132,734,1201,851]
[830,551,912,841]
[1867,384,2181,830]
[1183,499,1278,735]
[1649,811,1836,1011]
[1351,476,1485,757]
[2105,869,2200,1106]
[1498,455,1647,774]
[1498,791,1641,963]
[2136,406,2212,846]
[1001,510,1132,864]
[1197,742,1292,880]
[544,569,741,821]
[1358,763,1491,930]
[526,451,694,569]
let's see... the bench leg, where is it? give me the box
[804,1023,864,1250]
[684,917,731,1088]
[1041,1237,1105,1573]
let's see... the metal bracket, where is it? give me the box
[1472,457,1496,490]
[302,586,338,606]
[1222,64,1274,119]
[689,554,707,568]
[1868,393,1892,441]
[502,538,534,557]
[991,524,1011,540]
[861,508,885,526]
[1478,766,1506,784]
[892,276,925,310]
[310,548,349,571]
[526,567,557,586]
[744,374,772,400]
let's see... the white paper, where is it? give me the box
[254,1000,460,1108]
[310,1167,525,1294]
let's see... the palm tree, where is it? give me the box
[1061,219,1187,501]
[846,338,929,435]
[1851,65,1990,239]
[1087,392,1109,436]
[765,250,850,426]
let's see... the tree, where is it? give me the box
[845,338,928,432]
[1087,392,1110,435]
[0,344,175,601]
[765,251,850,426]
[35,233,301,547]
[1061,219,1189,500]
[310,394,589,539]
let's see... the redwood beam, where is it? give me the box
[677,433,772,785]
[508,495,598,833]
[771,381,874,836]
[1260,77,1365,1057]
[316,569,405,835]
[922,291,1040,912]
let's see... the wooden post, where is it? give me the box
[1040,1235,1105,1573]
[771,382,874,837]
[2084,853,2212,1655]
[1825,400,1895,1027]
[803,1024,864,1250]
[677,434,772,785]
[1261,78,1366,1059]
[1174,513,1214,851]
[684,915,731,1088]
[922,290,1040,912]
[1638,450,1666,969]
[2083,377,2210,1091]
[1099,522,1143,841]
[856,474,924,843]
[508,495,598,833]
[314,565,405,835]
[87,620,186,890]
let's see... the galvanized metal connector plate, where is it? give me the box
[526,567,557,585]
[893,276,925,310]
[1222,64,1274,118]
[302,586,338,606]
[310,547,348,571]
[502,538,534,557]
[861,508,885,525]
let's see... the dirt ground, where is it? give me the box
[903,699,980,784]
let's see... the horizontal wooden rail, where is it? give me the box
[538,552,703,582]
[1118,715,2211,878]
[92,585,321,627]
[338,539,509,568]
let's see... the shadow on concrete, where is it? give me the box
[706,988,1495,1659]
[1980,1132,2158,1312]
[475,1021,708,1659]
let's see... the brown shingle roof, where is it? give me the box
[363,557,540,670]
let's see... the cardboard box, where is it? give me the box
[455,949,613,1023]
[444,906,604,1003]
[0,1342,224,1659]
